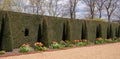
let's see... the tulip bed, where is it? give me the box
[0,38,120,55]
[17,38,120,53]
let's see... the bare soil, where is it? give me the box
[1,43,120,59]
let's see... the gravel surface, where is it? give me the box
[1,43,120,59]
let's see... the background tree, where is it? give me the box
[46,0,64,17]
[96,0,106,18]
[12,0,26,12]
[104,0,119,22]
[0,0,13,11]
[69,0,79,19]
[29,0,45,15]
[114,2,120,20]
[82,0,97,19]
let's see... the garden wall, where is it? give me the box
[0,11,119,51]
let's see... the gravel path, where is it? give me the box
[1,43,120,59]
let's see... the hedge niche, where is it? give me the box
[118,25,120,38]
[0,11,2,50]
[96,24,102,38]
[81,21,87,40]
[62,19,70,41]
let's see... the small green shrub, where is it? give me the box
[19,43,32,53]
[95,38,104,44]
[34,42,48,51]
[34,46,48,51]
[0,50,6,54]
[117,38,120,42]
[64,40,75,47]
[51,41,64,49]
[104,39,115,43]
[75,42,88,46]
[73,40,88,46]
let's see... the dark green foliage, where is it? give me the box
[81,21,87,39]
[99,22,109,39]
[0,11,3,50]
[95,40,104,44]
[118,25,120,38]
[37,24,42,42]
[107,24,113,39]
[110,23,119,39]
[65,20,71,41]
[5,11,40,48]
[62,23,66,41]
[115,28,118,38]
[104,39,115,43]
[0,11,120,51]
[41,17,65,47]
[96,24,102,38]
[66,20,83,41]
[2,13,13,51]
[19,46,31,53]
[0,22,2,50]
[85,20,97,43]
[41,19,50,47]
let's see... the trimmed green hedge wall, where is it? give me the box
[65,20,83,41]
[0,11,13,51]
[85,20,97,42]
[6,11,40,48]
[110,23,119,39]
[41,16,65,46]
[0,11,119,51]
[99,22,109,39]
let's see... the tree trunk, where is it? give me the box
[99,11,102,18]
[108,15,111,22]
